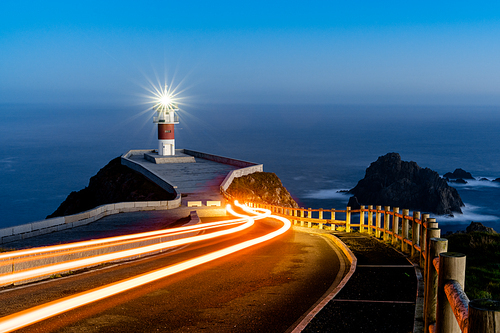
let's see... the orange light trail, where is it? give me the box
[0,207,268,286]
[0,202,290,332]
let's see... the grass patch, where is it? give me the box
[446,232,500,300]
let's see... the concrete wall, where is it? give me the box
[183,149,260,168]
[121,150,177,195]
[0,195,181,245]
[220,164,264,192]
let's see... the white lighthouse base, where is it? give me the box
[158,139,175,156]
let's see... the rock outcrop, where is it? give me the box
[444,168,474,180]
[349,153,464,215]
[226,172,298,208]
[47,157,176,218]
[466,222,497,234]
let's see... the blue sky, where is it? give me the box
[1,1,500,105]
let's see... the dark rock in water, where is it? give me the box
[466,221,497,234]
[479,178,490,181]
[350,153,464,215]
[493,178,500,183]
[444,168,474,179]
[347,196,361,210]
[450,178,468,184]
[47,157,176,218]
[226,172,298,208]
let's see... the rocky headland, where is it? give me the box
[226,172,299,208]
[47,157,176,218]
[349,153,464,215]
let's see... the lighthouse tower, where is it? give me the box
[153,97,179,156]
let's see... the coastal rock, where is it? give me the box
[47,157,175,218]
[494,178,500,183]
[226,172,298,208]
[444,168,474,180]
[479,178,490,181]
[466,221,497,234]
[349,153,464,215]
[347,196,361,210]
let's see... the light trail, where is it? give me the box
[0,218,249,270]
[0,218,249,261]
[0,202,291,332]
[0,209,264,286]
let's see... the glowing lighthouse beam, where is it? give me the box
[0,205,290,332]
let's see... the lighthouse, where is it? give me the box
[153,95,179,156]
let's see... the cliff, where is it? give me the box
[226,172,299,208]
[47,157,176,218]
[349,153,464,215]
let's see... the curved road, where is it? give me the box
[0,212,346,332]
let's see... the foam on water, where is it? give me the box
[303,188,351,200]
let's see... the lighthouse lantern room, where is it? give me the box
[153,95,179,156]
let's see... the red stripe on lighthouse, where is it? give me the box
[158,124,175,140]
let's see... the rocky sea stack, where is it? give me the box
[226,172,299,208]
[47,157,176,218]
[349,153,464,215]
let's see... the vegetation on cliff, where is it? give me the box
[446,231,500,300]
[47,157,175,218]
[226,172,298,208]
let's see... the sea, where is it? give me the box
[1,103,499,234]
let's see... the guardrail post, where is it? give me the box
[330,209,336,231]
[300,208,305,227]
[412,211,421,257]
[401,209,410,253]
[307,208,312,228]
[360,205,365,233]
[375,205,382,238]
[383,206,390,241]
[436,252,466,333]
[318,209,324,230]
[368,205,373,235]
[392,207,400,246]
[346,207,351,232]
[421,213,430,269]
[468,299,500,332]
[424,236,446,333]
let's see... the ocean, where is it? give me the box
[1,103,499,234]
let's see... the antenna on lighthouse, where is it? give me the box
[153,85,179,156]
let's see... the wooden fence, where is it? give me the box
[240,201,500,333]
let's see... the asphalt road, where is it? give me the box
[0,218,345,332]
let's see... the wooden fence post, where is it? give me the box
[383,206,391,241]
[436,252,466,333]
[375,205,382,238]
[468,299,500,332]
[330,209,336,231]
[308,208,312,228]
[318,209,323,230]
[402,209,410,253]
[368,205,373,235]
[424,236,446,333]
[300,208,305,227]
[392,207,400,246]
[412,211,421,257]
[421,213,430,269]
[360,205,365,233]
[346,206,351,232]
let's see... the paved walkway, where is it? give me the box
[127,152,238,203]
[303,232,418,333]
